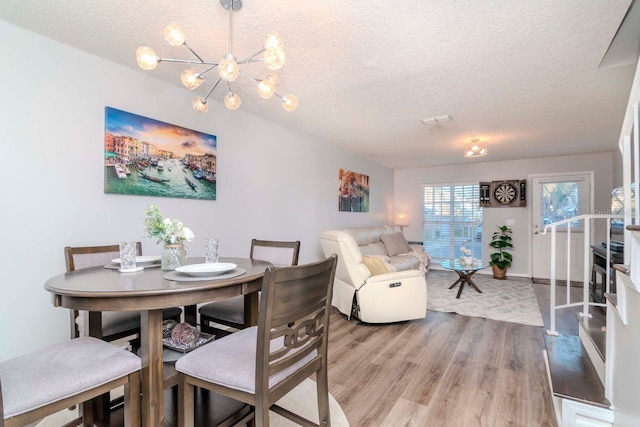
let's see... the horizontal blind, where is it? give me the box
[423,183,483,262]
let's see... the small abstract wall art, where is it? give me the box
[104,107,217,200]
[338,169,370,212]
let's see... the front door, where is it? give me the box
[531,172,592,283]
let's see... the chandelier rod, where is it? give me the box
[238,48,266,65]
[183,41,205,63]
[158,58,219,66]
[227,0,234,55]
[203,77,223,103]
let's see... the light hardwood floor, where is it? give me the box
[99,275,566,426]
[326,300,556,426]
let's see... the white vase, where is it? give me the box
[463,256,474,266]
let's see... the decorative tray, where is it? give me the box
[162,332,215,353]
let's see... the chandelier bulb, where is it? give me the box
[264,33,284,51]
[282,94,298,112]
[192,97,208,113]
[265,73,280,87]
[264,48,286,71]
[136,46,159,70]
[224,92,242,110]
[218,57,240,81]
[257,79,276,99]
[164,23,186,46]
[181,69,204,90]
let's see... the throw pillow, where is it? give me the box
[362,255,393,276]
[381,232,412,257]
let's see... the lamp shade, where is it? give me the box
[395,213,408,227]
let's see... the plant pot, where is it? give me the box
[492,264,507,280]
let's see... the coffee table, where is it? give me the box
[440,259,486,298]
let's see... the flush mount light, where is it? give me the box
[136,0,297,113]
[463,137,488,158]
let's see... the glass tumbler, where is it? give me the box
[205,238,219,263]
[119,241,137,271]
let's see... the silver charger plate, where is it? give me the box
[163,267,246,282]
[163,332,215,353]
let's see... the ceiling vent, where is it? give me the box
[421,115,452,126]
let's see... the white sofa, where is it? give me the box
[319,225,429,323]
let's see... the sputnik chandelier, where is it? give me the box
[463,137,488,158]
[136,0,297,113]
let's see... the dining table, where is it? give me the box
[44,256,272,426]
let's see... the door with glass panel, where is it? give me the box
[531,173,592,282]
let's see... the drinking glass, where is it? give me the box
[119,241,137,271]
[205,238,219,263]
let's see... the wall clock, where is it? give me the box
[479,180,526,207]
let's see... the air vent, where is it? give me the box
[421,115,452,125]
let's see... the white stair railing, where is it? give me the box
[543,214,623,336]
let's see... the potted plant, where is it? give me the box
[489,225,513,279]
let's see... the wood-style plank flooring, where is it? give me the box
[99,275,575,426]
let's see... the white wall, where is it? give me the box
[394,153,613,276]
[0,20,394,361]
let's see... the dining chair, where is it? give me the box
[176,254,338,427]
[0,337,141,427]
[64,243,183,342]
[198,239,301,334]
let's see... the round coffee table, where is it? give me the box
[440,259,486,298]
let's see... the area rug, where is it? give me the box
[427,271,544,327]
[36,378,349,426]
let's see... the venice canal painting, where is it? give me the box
[104,107,216,200]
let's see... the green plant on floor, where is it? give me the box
[489,225,513,278]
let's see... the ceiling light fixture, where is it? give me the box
[136,0,297,113]
[463,137,488,158]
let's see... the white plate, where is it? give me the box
[176,262,237,277]
[111,255,161,267]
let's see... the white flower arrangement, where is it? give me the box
[144,205,195,245]
[460,246,472,257]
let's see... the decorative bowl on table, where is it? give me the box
[162,321,215,353]
[175,262,237,277]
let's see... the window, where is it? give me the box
[423,183,483,262]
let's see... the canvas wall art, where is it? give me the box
[104,107,217,200]
[338,169,370,212]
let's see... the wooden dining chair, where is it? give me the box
[176,254,338,427]
[64,243,182,342]
[198,239,301,334]
[0,337,141,427]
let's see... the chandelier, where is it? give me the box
[135,0,297,113]
[463,137,488,158]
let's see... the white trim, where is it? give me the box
[561,399,613,427]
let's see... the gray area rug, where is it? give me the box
[427,271,544,327]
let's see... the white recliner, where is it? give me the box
[320,226,428,323]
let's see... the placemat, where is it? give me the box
[163,267,247,282]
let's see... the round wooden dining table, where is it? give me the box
[44,256,272,426]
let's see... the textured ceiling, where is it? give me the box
[0,0,635,169]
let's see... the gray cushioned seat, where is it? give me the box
[198,297,245,325]
[76,307,183,337]
[175,326,315,394]
[0,337,141,418]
